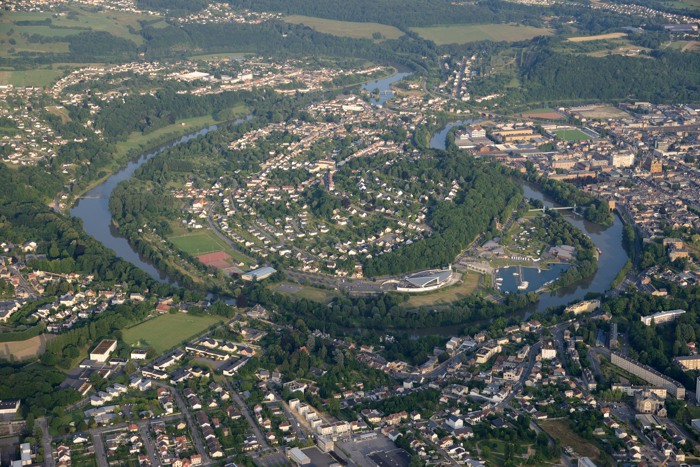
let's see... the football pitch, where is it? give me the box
[123,313,224,353]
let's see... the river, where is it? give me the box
[71,124,225,284]
[361,72,411,106]
[69,84,627,335]
[430,122,629,312]
[522,182,628,311]
[69,73,412,284]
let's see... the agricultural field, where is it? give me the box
[554,128,593,141]
[659,0,700,10]
[115,104,248,157]
[666,40,700,52]
[0,333,54,360]
[410,23,552,45]
[567,32,628,42]
[122,313,224,353]
[0,69,66,87]
[284,15,403,40]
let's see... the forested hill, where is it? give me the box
[142,22,439,71]
[520,48,700,103]
[227,0,541,28]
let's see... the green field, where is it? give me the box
[123,313,224,353]
[269,281,338,303]
[169,227,253,267]
[0,69,66,87]
[115,104,247,157]
[554,128,592,141]
[284,15,403,40]
[410,23,552,45]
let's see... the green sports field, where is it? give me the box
[554,128,592,141]
[410,23,552,45]
[168,227,253,267]
[123,313,224,353]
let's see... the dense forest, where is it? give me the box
[246,282,539,333]
[95,88,249,140]
[228,0,544,28]
[142,22,439,72]
[520,48,700,103]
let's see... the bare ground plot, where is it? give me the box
[572,105,630,119]
[521,108,566,120]
[411,23,552,45]
[540,419,607,464]
[269,281,337,303]
[0,333,53,360]
[567,32,628,42]
[284,15,403,40]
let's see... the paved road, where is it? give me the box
[154,382,211,464]
[37,417,54,467]
[138,423,160,467]
[223,380,271,451]
[88,428,110,467]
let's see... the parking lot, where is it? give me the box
[337,434,402,467]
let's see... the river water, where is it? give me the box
[70,74,411,284]
[361,72,411,106]
[71,125,223,284]
[429,121,628,312]
[69,83,627,332]
[522,182,628,311]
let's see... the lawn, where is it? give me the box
[123,313,224,353]
[284,15,403,40]
[401,272,480,308]
[410,23,552,45]
[169,228,253,267]
[269,281,338,303]
[540,420,609,464]
[554,128,593,141]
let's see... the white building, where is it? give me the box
[640,309,686,326]
[609,152,634,168]
[90,339,117,362]
[541,341,557,360]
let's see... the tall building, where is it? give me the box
[609,322,618,350]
